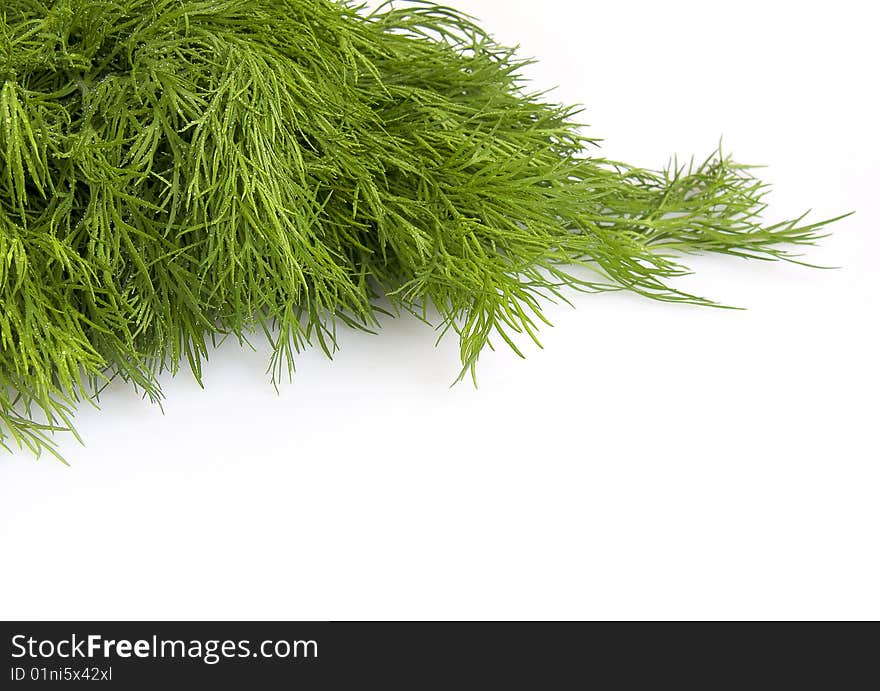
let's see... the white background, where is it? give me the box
[1,0,877,620]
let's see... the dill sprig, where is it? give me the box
[0,0,845,458]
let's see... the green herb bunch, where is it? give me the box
[0,0,842,458]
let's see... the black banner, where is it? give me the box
[0,622,873,687]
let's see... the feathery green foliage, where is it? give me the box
[0,0,844,459]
